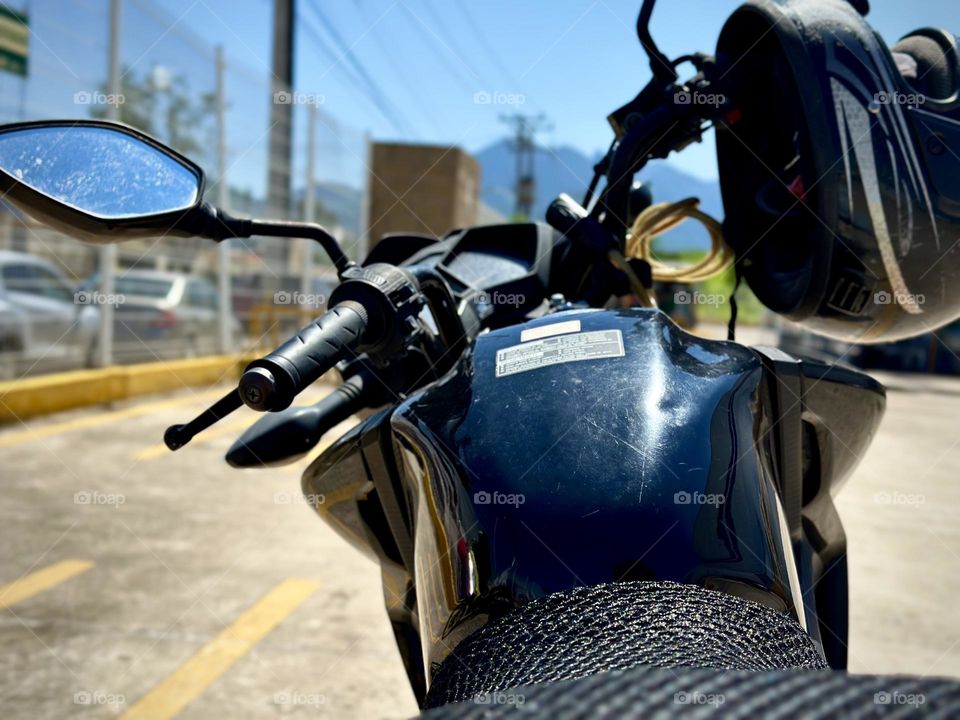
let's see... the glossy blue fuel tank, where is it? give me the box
[390,308,805,671]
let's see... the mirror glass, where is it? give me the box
[0,124,201,219]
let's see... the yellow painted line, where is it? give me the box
[0,559,94,608]
[120,578,320,720]
[0,387,227,449]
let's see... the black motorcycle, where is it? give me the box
[2,0,960,716]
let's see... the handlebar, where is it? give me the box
[165,263,425,451]
[239,301,369,412]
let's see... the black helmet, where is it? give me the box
[716,0,960,342]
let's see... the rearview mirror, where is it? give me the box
[0,119,354,275]
[0,120,204,243]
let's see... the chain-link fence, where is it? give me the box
[0,0,369,378]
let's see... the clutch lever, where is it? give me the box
[164,389,243,450]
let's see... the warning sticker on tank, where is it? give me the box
[495,330,625,378]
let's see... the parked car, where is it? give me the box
[81,270,238,362]
[0,250,99,378]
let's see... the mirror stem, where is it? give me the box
[185,204,355,277]
[247,219,355,277]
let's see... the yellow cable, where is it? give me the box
[625,197,733,283]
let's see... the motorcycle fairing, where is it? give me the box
[302,307,885,687]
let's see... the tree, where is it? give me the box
[92,65,216,164]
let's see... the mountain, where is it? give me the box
[287,140,723,252]
[475,139,723,251]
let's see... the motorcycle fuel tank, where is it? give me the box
[390,308,803,671]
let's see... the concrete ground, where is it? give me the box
[0,368,959,718]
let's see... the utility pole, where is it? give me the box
[98,0,121,368]
[500,113,551,219]
[267,0,294,220]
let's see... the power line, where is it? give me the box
[351,0,446,138]
[299,1,415,136]
[450,0,535,103]
[419,0,466,59]
[297,14,389,124]
[297,14,363,87]
[300,0,418,137]
[397,2,482,95]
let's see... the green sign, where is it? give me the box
[0,6,28,78]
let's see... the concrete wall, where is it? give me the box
[367,143,480,245]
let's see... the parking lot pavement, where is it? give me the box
[0,383,418,719]
[0,370,959,719]
[837,372,960,679]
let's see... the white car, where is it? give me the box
[0,250,99,377]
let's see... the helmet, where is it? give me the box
[715,0,960,343]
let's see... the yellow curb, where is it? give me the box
[0,355,255,424]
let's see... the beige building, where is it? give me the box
[367,143,480,245]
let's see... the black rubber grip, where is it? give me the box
[239,302,368,411]
[226,371,375,467]
[546,194,617,253]
[546,193,587,235]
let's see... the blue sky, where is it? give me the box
[149,0,960,180]
[2,0,958,191]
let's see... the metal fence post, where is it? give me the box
[357,131,372,263]
[215,45,232,354]
[300,102,316,305]
[97,0,121,368]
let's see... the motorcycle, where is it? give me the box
[2,0,960,716]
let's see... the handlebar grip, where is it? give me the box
[226,370,375,467]
[546,193,588,234]
[547,193,618,254]
[239,302,369,411]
